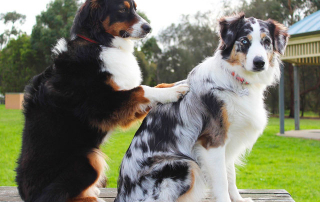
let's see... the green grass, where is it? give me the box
[0,105,319,201]
[236,118,320,202]
[0,105,23,186]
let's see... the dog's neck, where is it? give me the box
[111,37,135,53]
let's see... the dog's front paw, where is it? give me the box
[162,84,189,103]
[142,84,189,104]
[155,83,175,88]
[173,83,189,97]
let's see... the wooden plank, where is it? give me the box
[0,187,294,202]
[239,189,290,194]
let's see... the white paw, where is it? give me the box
[142,84,189,104]
[216,198,232,202]
[235,198,254,202]
[97,198,105,202]
[94,187,101,196]
[160,84,189,103]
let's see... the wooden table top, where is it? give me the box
[0,187,295,202]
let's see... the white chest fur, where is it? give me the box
[99,37,142,90]
[218,87,268,163]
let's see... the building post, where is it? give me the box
[279,64,285,134]
[293,64,300,130]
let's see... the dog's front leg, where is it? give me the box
[197,145,231,202]
[227,162,253,202]
[141,83,189,105]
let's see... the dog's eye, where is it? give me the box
[119,8,126,13]
[264,38,271,46]
[241,39,248,45]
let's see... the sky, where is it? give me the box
[0,0,229,37]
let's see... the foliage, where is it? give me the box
[0,11,26,49]
[1,105,319,201]
[135,49,157,86]
[141,37,161,64]
[31,0,79,70]
[157,12,218,83]
[0,12,26,25]
[0,35,37,93]
[239,0,320,25]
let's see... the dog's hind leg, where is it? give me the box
[31,150,107,202]
[116,159,204,202]
[69,149,107,202]
[177,161,206,202]
[149,160,205,202]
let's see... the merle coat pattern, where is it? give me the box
[116,13,288,202]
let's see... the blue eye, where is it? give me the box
[241,39,248,44]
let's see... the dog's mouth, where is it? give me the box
[120,30,149,39]
[120,30,131,38]
[122,21,151,39]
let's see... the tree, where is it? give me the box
[157,12,218,83]
[0,35,37,93]
[0,11,26,49]
[139,37,162,83]
[141,37,161,64]
[31,0,79,71]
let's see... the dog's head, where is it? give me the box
[218,13,288,76]
[71,0,151,44]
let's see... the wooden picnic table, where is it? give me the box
[0,187,295,202]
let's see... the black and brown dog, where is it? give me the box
[15,0,188,201]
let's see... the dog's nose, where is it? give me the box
[253,57,265,71]
[142,23,151,34]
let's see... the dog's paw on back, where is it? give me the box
[155,83,175,88]
[158,84,189,103]
[173,83,189,97]
[142,84,189,104]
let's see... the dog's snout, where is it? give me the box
[142,23,151,34]
[253,57,265,71]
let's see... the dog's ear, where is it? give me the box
[218,13,245,50]
[70,0,108,38]
[267,19,289,55]
[70,1,91,37]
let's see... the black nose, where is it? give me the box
[253,57,265,71]
[142,23,151,34]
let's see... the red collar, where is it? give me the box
[231,72,249,85]
[77,34,99,44]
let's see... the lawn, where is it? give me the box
[0,104,319,201]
